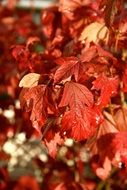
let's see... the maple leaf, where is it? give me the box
[19,73,41,88]
[21,85,57,134]
[80,44,116,64]
[80,46,97,63]
[86,111,118,156]
[78,45,117,78]
[59,82,101,141]
[45,133,64,158]
[23,85,47,129]
[61,107,99,141]
[12,45,30,70]
[97,132,127,169]
[79,22,109,44]
[59,81,94,108]
[54,56,83,83]
[92,75,119,108]
[95,45,116,62]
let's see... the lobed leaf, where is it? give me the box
[54,57,83,83]
[59,82,101,141]
[59,81,94,108]
[79,22,109,44]
[61,107,99,141]
[92,74,119,108]
[97,132,127,168]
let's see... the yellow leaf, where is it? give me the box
[19,73,41,88]
[79,22,109,44]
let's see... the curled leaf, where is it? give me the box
[19,73,41,88]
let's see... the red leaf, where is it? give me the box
[45,133,64,158]
[41,9,56,38]
[12,45,30,70]
[23,85,47,132]
[61,107,99,141]
[92,75,119,108]
[22,85,55,129]
[59,82,101,141]
[54,57,83,83]
[87,111,117,156]
[59,81,94,108]
[96,45,116,61]
[80,44,116,64]
[80,46,97,63]
[97,132,127,168]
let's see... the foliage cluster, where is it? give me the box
[1,0,127,189]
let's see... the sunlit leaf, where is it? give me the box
[79,22,109,44]
[19,73,41,88]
